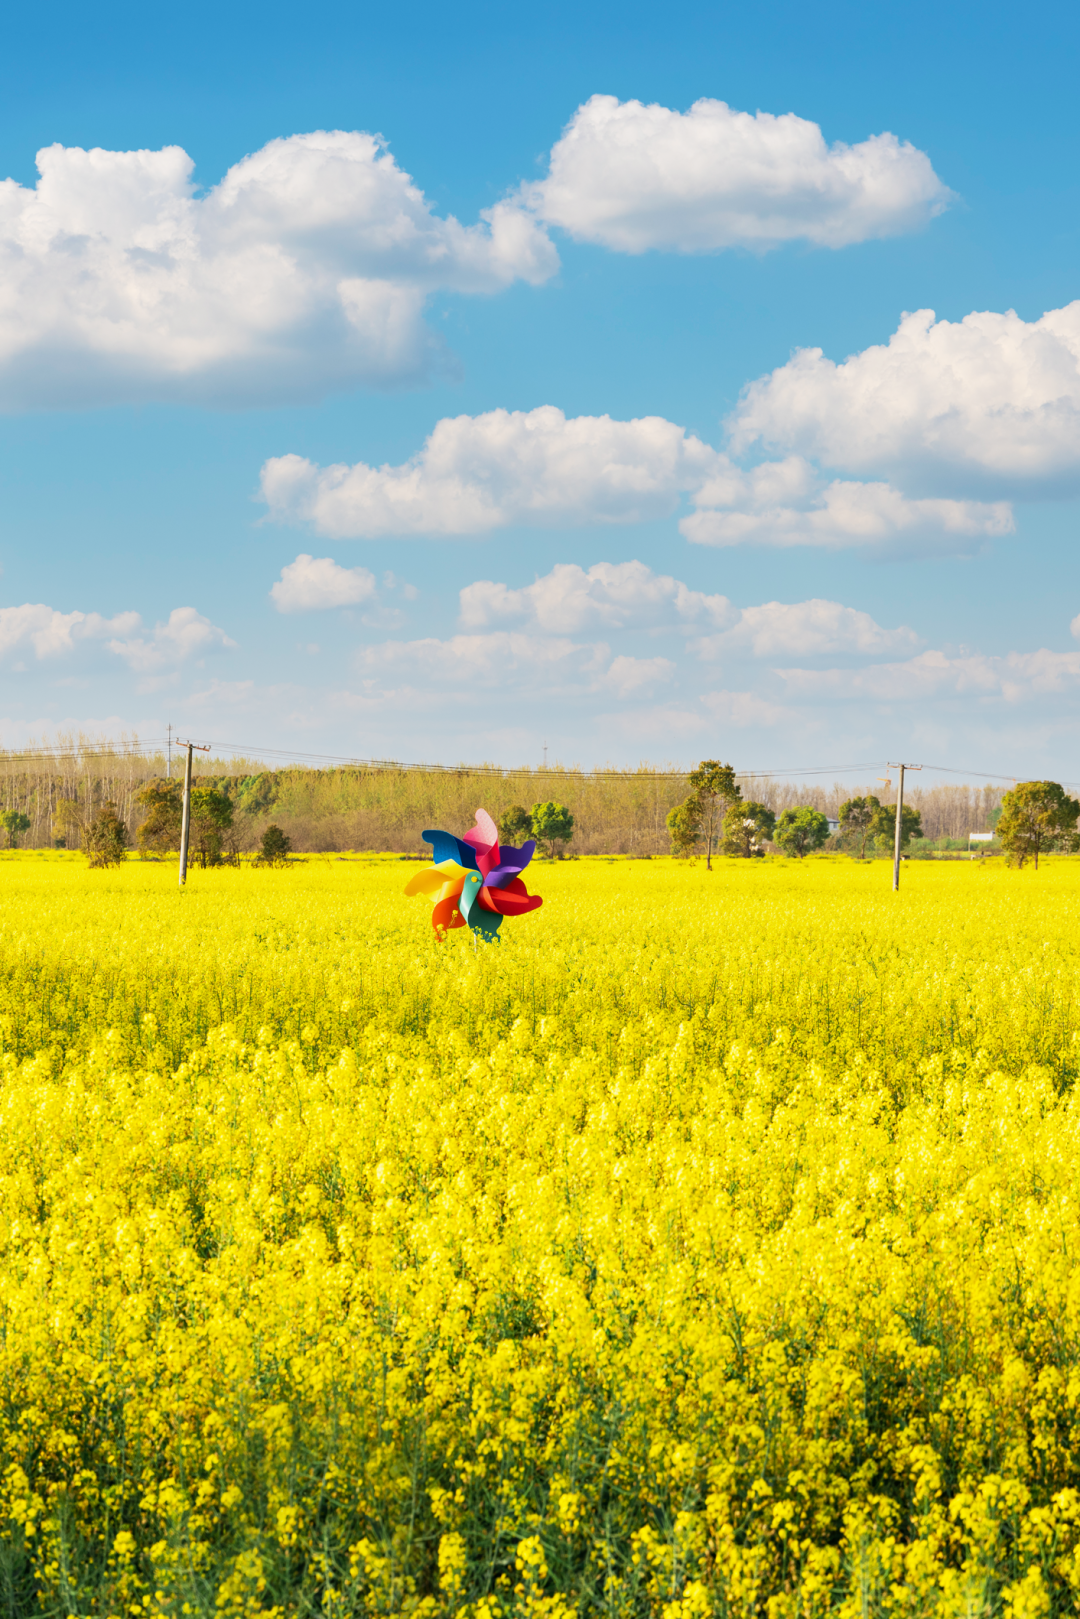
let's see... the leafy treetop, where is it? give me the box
[775,806,830,859]
[530,801,574,858]
[1,810,31,849]
[723,802,776,859]
[997,781,1080,870]
[870,801,923,852]
[838,796,880,859]
[498,805,533,846]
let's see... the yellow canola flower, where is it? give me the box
[0,851,1077,1614]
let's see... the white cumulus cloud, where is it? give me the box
[730,303,1080,490]
[0,604,140,659]
[360,631,600,686]
[261,407,719,536]
[357,630,672,698]
[682,456,1012,551]
[596,654,676,696]
[778,647,1080,704]
[271,554,378,613]
[261,408,1007,553]
[699,598,920,658]
[521,94,951,253]
[459,560,736,632]
[0,131,557,407]
[107,607,236,670]
[460,561,918,659]
[0,601,233,669]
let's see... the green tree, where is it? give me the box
[775,806,830,859]
[838,795,880,859]
[997,780,1080,870]
[52,798,85,850]
[667,795,702,858]
[498,805,533,846]
[83,803,128,869]
[685,761,741,871]
[190,786,234,868]
[1,810,31,849]
[722,801,776,858]
[136,780,183,856]
[870,801,923,853]
[256,825,292,867]
[530,800,574,858]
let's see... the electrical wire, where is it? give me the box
[0,738,1075,789]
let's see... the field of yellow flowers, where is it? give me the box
[2,849,1080,1618]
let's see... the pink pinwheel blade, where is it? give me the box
[463,807,500,877]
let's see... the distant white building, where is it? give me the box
[826,817,840,834]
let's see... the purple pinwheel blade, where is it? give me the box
[483,839,537,889]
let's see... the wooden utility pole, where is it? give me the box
[888,762,922,891]
[177,740,211,887]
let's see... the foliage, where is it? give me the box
[721,799,776,857]
[256,824,292,866]
[685,760,741,870]
[0,809,30,849]
[51,797,85,850]
[498,804,534,845]
[189,785,235,868]
[870,799,924,852]
[81,802,129,868]
[998,779,1080,869]
[136,780,235,866]
[135,779,183,854]
[775,804,831,858]
[530,799,574,857]
[666,794,702,857]
[838,794,880,858]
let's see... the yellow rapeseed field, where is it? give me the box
[1,849,1080,1618]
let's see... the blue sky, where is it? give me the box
[2,0,1079,775]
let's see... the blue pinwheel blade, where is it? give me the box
[422,830,479,870]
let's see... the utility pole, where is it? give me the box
[887,762,922,891]
[543,740,548,770]
[177,740,211,887]
[166,723,173,779]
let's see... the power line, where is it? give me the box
[0,737,1075,789]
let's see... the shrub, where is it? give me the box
[257,825,292,866]
[83,803,129,868]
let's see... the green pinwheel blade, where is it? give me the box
[459,871,503,943]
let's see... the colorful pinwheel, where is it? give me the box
[404,809,543,942]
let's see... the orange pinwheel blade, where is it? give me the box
[431,894,466,935]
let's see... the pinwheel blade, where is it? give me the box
[463,808,500,876]
[476,882,543,917]
[422,830,479,870]
[484,840,537,888]
[431,894,466,935]
[403,867,447,897]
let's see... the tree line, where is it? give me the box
[0,735,1060,858]
[666,765,1080,868]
